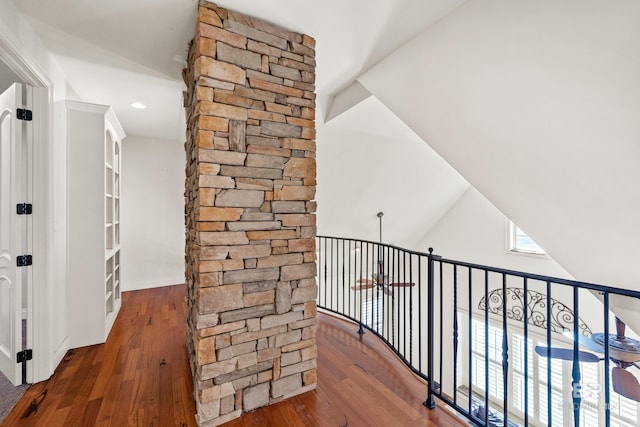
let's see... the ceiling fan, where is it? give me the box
[535,317,640,402]
[350,212,415,296]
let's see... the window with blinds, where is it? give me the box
[468,317,640,426]
[361,290,383,332]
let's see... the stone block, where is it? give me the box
[199,357,238,381]
[232,325,286,345]
[279,214,315,227]
[286,117,314,128]
[275,282,292,314]
[249,78,304,98]
[243,290,274,307]
[246,154,286,169]
[226,221,281,231]
[199,284,244,314]
[217,41,261,70]
[281,350,301,367]
[271,201,306,213]
[247,230,297,240]
[236,178,273,191]
[281,138,315,151]
[195,56,246,85]
[269,63,301,81]
[198,259,244,273]
[246,39,281,56]
[257,348,281,362]
[288,238,315,252]
[275,330,301,348]
[198,76,236,91]
[196,336,216,365]
[225,20,288,49]
[243,281,277,294]
[283,158,315,178]
[199,320,246,338]
[214,360,274,384]
[278,57,313,73]
[220,394,235,415]
[199,382,235,404]
[246,318,260,332]
[223,267,279,284]
[257,370,273,383]
[248,68,283,84]
[261,311,303,329]
[279,359,317,378]
[234,85,276,103]
[243,383,270,411]
[217,341,256,361]
[272,374,302,398]
[237,352,258,369]
[304,301,317,319]
[260,121,303,138]
[264,101,292,115]
[197,101,248,121]
[281,186,315,201]
[198,7,223,27]
[199,116,229,132]
[302,368,317,387]
[214,89,264,110]
[281,263,316,281]
[300,345,317,361]
[197,162,220,175]
[199,231,249,246]
[247,109,286,123]
[198,207,244,222]
[220,165,283,180]
[215,190,264,208]
[291,284,318,304]
[196,398,220,425]
[228,244,272,260]
[196,312,220,329]
[199,22,247,48]
[232,374,257,392]
[246,135,280,148]
[198,188,216,206]
[198,175,235,189]
[219,304,275,324]
[256,253,303,268]
[229,120,246,152]
[281,338,314,353]
[301,325,316,340]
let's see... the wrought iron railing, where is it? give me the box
[316,236,640,427]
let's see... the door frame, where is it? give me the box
[0,30,54,383]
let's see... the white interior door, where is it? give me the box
[0,83,23,385]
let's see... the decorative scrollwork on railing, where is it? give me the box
[478,287,592,336]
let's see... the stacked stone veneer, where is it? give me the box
[183,2,317,426]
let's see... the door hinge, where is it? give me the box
[17,108,33,121]
[16,203,33,215]
[17,349,33,363]
[16,255,32,267]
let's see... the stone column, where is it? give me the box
[183,2,317,425]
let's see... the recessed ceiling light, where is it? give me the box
[130,102,146,109]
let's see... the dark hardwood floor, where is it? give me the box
[3,284,467,427]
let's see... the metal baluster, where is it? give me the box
[453,264,458,404]
[502,273,509,426]
[357,240,364,335]
[409,254,414,366]
[604,292,610,427]
[330,238,334,311]
[546,281,552,426]
[425,248,436,410]
[348,240,351,319]
[404,250,408,358]
[468,267,472,417]
[418,256,422,373]
[484,270,489,423]
[571,286,581,427]
[342,239,345,316]
[523,278,529,427]
[439,261,444,400]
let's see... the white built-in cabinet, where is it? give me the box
[66,101,125,348]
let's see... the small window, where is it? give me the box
[509,221,545,255]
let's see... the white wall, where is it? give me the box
[358,0,640,295]
[121,135,185,291]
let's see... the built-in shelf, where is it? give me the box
[67,100,125,349]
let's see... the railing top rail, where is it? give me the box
[317,235,640,300]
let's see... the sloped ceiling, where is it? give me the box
[357,0,640,291]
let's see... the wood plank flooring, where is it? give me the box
[3,284,467,427]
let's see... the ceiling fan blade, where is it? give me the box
[351,283,375,291]
[612,367,640,402]
[561,330,605,353]
[534,346,600,363]
[356,278,375,285]
[389,282,415,288]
